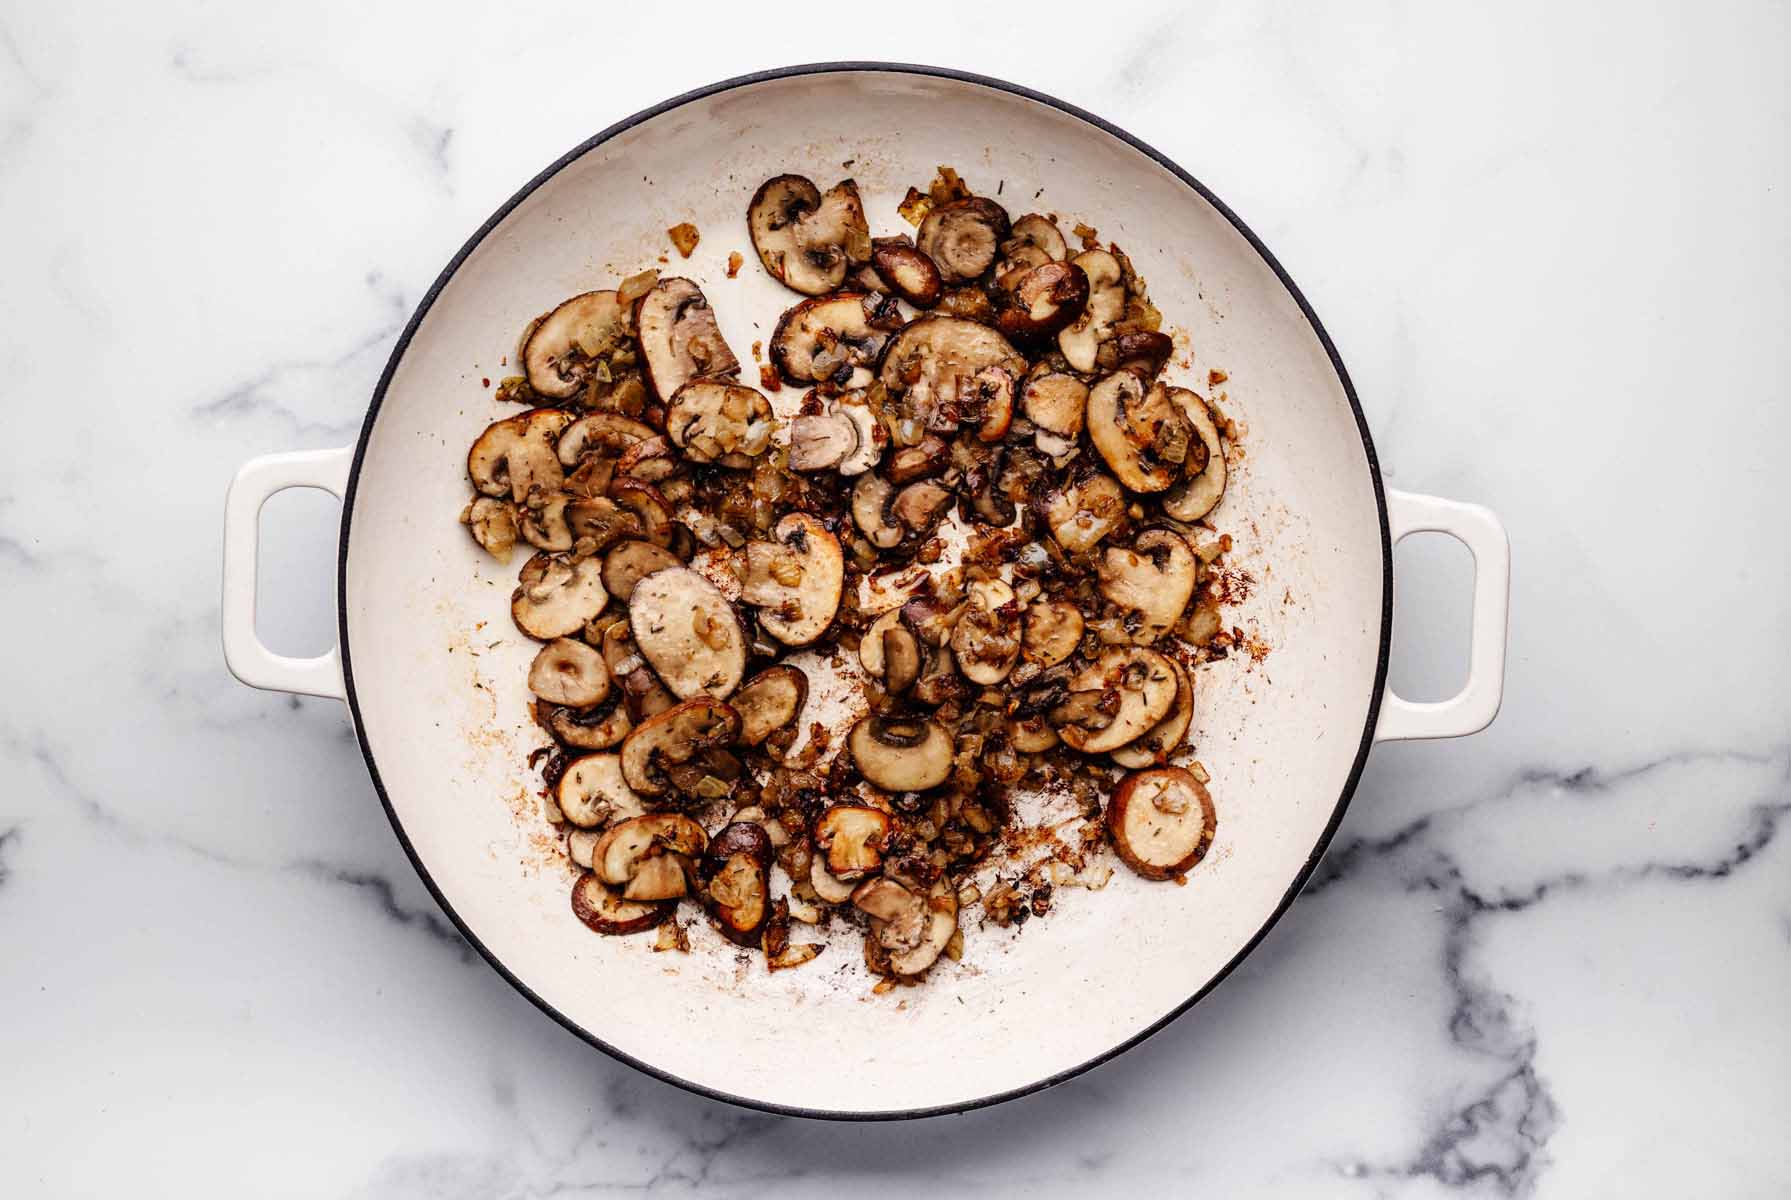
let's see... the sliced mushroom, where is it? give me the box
[856,875,958,977]
[856,609,903,677]
[600,539,681,603]
[995,261,1090,339]
[917,197,1009,284]
[1111,658,1194,769]
[891,480,953,532]
[556,752,646,828]
[1161,387,1228,521]
[546,698,632,750]
[1087,371,1193,494]
[635,277,739,402]
[748,175,872,295]
[592,812,708,899]
[1022,369,1088,457]
[787,409,858,471]
[911,644,966,708]
[851,474,904,549]
[1107,766,1216,880]
[1055,647,1178,754]
[814,805,892,879]
[996,214,1068,286]
[527,637,612,707]
[886,436,949,484]
[966,365,1016,444]
[511,553,609,640]
[1057,249,1124,372]
[618,697,742,798]
[739,513,842,647]
[567,827,602,869]
[848,718,954,792]
[1098,528,1197,643]
[468,409,572,502]
[836,397,885,476]
[461,497,518,564]
[950,579,1022,685]
[664,379,773,467]
[882,626,922,694]
[614,434,679,483]
[1040,471,1127,553]
[809,856,859,904]
[571,872,671,936]
[1022,598,1084,667]
[732,665,808,746]
[877,317,1027,423]
[517,493,572,552]
[557,412,657,467]
[870,239,943,307]
[523,291,631,399]
[1101,330,1175,381]
[627,567,746,699]
[606,478,674,549]
[1006,715,1060,753]
[701,821,773,947]
[769,293,890,386]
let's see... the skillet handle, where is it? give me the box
[1373,488,1510,742]
[221,447,354,701]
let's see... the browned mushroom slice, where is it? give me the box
[836,398,885,476]
[546,697,631,750]
[461,497,518,563]
[665,379,773,467]
[567,828,602,869]
[855,875,959,977]
[1022,598,1084,667]
[605,478,674,549]
[1057,249,1124,372]
[788,409,859,472]
[516,493,572,552]
[732,664,808,746]
[848,717,954,792]
[618,697,742,798]
[1106,766,1216,880]
[1087,371,1194,494]
[614,434,678,483]
[635,277,739,402]
[748,175,872,296]
[769,293,890,386]
[523,291,630,400]
[851,474,904,549]
[1111,658,1194,769]
[468,409,572,502]
[809,856,858,904]
[995,260,1090,339]
[561,496,643,553]
[627,566,746,699]
[871,239,944,307]
[1040,471,1127,553]
[950,579,1022,685]
[740,513,843,648]
[600,619,673,718]
[527,637,611,707]
[701,821,773,947]
[891,480,953,533]
[1101,330,1176,381]
[856,609,904,676]
[571,872,672,936]
[600,539,681,603]
[1006,714,1060,753]
[877,316,1027,424]
[917,197,1010,283]
[556,752,647,828]
[911,644,966,708]
[1161,387,1228,521]
[1022,369,1089,458]
[813,805,892,879]
[882,625,922,694]
[557,412,657,467]
[592,812,708,899]
[511,553,609,640]
[996,214,1069,287]
[1055,647,1178,754]
[1098,528,1197,643]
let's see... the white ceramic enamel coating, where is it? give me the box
[222,67,1510,1117]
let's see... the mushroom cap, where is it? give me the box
[1097,528,1198,643]
[1106,766,1216,880]
[1040,471,1127,554]
[545,698,632,751]
[468,408,572,502]
[1057,647,1179,753]
[870,240,944,307]
[557,412,657,467]
[995,261,1090,339]
[556,752,646,829]
[917,197,1011,283]
[600,539,682,603]
[627,566,747,700]
[1087,371,1191,494]
[877,316,1027,416]
[848,717,955,792]
[1057,249,1124,372]
[739,513,844,648]
[511,553,610,641]
[635,277,740,402]
[1022,598,1085,668]
[523,290,630,399]
[570,873,672,936]
[665,378,773,467]
[770,293,889,385]
[850,473,904,549]
[1111,657,1195,769]
[949,578,1022,686]
[592,812,708,897]
[527,637,612,707]
[701,821,774,947]
[731,665,809,746]
[1161,387,1228,521]
[748,175,872,295]
[618,697,742,797]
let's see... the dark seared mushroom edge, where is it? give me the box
[457,166,1250,990]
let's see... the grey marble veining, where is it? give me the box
[2,1,1787,1195]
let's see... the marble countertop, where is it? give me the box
[4,2,1787,1195]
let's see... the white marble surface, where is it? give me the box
[3,1,1788,1195]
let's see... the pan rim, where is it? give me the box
[335,60,1392,1121]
